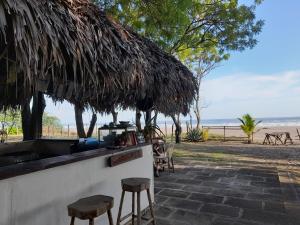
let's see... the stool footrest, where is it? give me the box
[120,212,133,222]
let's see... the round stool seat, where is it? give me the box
[68,195,114,220]
[121,177,150,192]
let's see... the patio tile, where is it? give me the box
[156,218,187,225]
[169,209,214,225]
[224,197,262,210]
[200,203,240,217]
[182,185,212,194]
[176,178,203,185]
[155,195,169,204]
[159,189,190,199]
[155,182,184,190]
[189,193,224,204]
[164,198,202,212]
[247,192,283,201]
[212,188,246,198]
[154,143,300,225]
[241,209,294,225]
[263,201,286,213]
[154,206,174,218]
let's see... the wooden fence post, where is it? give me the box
[68,125,70,137]
[223,126,226,142]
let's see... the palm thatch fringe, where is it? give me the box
[0,0,197,115]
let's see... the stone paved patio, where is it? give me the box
[153,143,300,225]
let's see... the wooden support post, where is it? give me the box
[223,126,226,142]
[171,125,174,142]
[68,125,70,137]
[165,121,167,137]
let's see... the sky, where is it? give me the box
[45,0,300,124]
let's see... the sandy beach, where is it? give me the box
[158,124,300,143]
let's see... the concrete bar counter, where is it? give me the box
[0,140,154,225]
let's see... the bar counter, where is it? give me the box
[0,140,154,225]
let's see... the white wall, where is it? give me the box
[0,145,154,225]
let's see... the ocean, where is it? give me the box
[158,117,300,127]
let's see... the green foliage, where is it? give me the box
[186,128,202,142]
[43,113,63,128]
[0,109,22,132]
[238,114,261,143]
[94,0,264,66]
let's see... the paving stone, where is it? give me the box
[189,193,224,204]
[247,193,283,201]
[195,175,220,181]
[176,178,203,185]
[201,181,230,189]
[156,218,187,225]
[212,217,237,225]
[263,187,283,195]
[182,185,212,194]
[236,175,265,182]
[154,206,173,218]
[233,185,263,193]
[263,201,286,213]
[164,198,202,212]
[159,189,190,199]
[265,176,280,183]
[155,195,169,204]
[224,197,262,209]
[155,187,163,194]
[155,182,184,190]
[200,203,240,217]
[212,188,246,198]
[212,217,263,225]
[251,181,280,188]
[170,209,214,225]
[242,209,294,225]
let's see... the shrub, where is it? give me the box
[186,128,202,142]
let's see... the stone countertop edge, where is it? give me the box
[0,143,151,181]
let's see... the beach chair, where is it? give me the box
[296,129,300,140]
[154,142,175,174]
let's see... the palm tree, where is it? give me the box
[238,114,261,143]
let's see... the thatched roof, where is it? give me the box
[0,0,197,115]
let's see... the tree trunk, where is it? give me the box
[30,92,46,139]
[194,76,201,130]
[111,108,118,124]
[21,99,32,141]
[153,111,158,127]
[135,109,142,132]
[145,110,152,126]
[171,114,181,143]
[86,114,97,138]
[75,104,86,138]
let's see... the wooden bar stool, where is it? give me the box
[67,195,114,225]
[117,177,156,225]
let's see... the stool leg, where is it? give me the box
[137,191,141,225]
[89,219,94,225]
[147,189,156,225]
[132,192,135,225]
[70,217,75,225]
[117,190,125,225]
[107,209,114,225]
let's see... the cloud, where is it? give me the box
[202,70,300,103]
[201,70,300,118]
